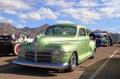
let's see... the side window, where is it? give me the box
[79,28,86,36]
[46,28,53,35]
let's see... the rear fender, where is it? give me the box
[89,40,96,53]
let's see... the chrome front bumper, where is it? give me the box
[12,59,69,69]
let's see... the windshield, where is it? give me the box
[45,26,76,36]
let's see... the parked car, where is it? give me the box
[90,32,104,47]
[111,33,120,44]
[24,38,34,43]
[100,35,110,46]
[12,24,96,72]
[0,34,20,56]
[117,34,120,44]
[100,32,113,46]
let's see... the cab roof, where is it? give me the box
[49,23,86,28]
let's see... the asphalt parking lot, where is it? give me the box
[0,44,120,79]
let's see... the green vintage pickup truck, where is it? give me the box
[12,24,96,72]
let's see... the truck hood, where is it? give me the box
[21,36,77,51]
[34,36,76,44]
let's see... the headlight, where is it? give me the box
[54,48,62,55]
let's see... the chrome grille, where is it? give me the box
[25,50,52,63]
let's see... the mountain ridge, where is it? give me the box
[0,23,49,37]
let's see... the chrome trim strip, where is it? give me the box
[50,40,88,42]
[12,59,69,69]
[24,49,53,52]
[35,51,37,62]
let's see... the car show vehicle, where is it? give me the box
[111,33,120,44]
[90,32,113,47]
[12,24,96,72]
[100,35,110,46]
[100,32,113,46]
[0,34,20,56]
[118,34,120,44]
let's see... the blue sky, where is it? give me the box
[0,0,120,33]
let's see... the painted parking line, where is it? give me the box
[0,65,16,71]
[89,48,119,79]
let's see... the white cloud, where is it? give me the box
[99,7,115,17]
[44,0,74,8]
[57,0,120,23]
[18,12,42,20]
[18,8,59,20]
[102,0,120,7]
[18,13,27,19]
[99,0,120,18]
[60,8,100,23]
[0,16,14,24]
[56,20,74,24]
[28,12,42,20]
[3,10,17,15]
[1,0,120,29]
[19,20,26,24]
[0,0,31,10]
[7,19,14,24]
[78,0,99,7]
[39,8,59,20]
[0,16,6,21]
[17,24,26,29]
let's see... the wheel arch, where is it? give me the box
[73,51,78,65]
[89,40,96,53]
[13,43,20,55]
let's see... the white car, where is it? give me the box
[24,38,34,43]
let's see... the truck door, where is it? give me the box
[77,28,90,60]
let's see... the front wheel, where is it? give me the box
[65,53,77,72]
[13,43,20,55]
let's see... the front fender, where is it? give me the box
[46,43,77,64]
[62,44,77,53]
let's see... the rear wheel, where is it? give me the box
[65,52,76,72]
[13,43,20,55]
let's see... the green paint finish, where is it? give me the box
[16,24,96,67]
